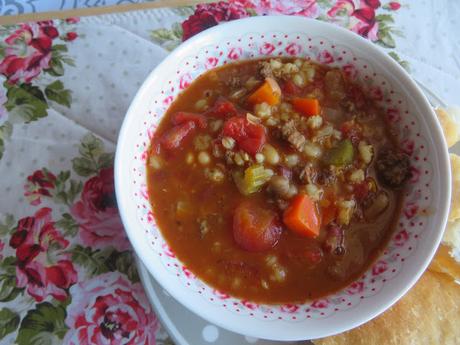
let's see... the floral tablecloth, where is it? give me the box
[0,1,458,344]
[0,0,156,16]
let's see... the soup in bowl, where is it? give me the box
[115,16,450,340]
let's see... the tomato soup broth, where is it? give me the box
[147,58,409,304]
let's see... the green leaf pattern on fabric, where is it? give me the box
[45,80,72,107]
[0,213,15,236]
[0,308,20,340]
[69,245,113,277]
[55,213,79,237]
[16,302,68,345]
[0,121,12,159]
[150,24,183,51]
[171,6,195,17]
[388,51,411,72]
[376,13,399,48]
[69,245,139,282]
[0,275,22,302]
[0,257,24,302]
[108,250,140,283]
[4,83,48,123]
[53,170,83,206]
[72,133,114,177]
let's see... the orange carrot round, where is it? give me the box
[247,77,281,106]
[291,98,320,117]
[283,194,321,238]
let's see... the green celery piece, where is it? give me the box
[324,139,354,166]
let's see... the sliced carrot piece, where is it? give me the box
[247,77,281,106]
[291,98,320,117]
[283,194,321,238]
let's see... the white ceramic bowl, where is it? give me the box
[115,16,451,341]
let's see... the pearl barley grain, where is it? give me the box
[198,151,211,165]
[255,153,265,163]
[186,152,195,165]
[263,144,280,165]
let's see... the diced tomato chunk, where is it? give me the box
[172,112,207,129]
[233,201,282,252]
[281,80,301,96]
[321,203,337,226]
[160,121,195,150]
[222,116,266,155]
[353,181,370,201]
[206,97,240,119]
[322,224,344,255]
[304,246,323,266]
[340,121,362,145]
[286,244,323,267]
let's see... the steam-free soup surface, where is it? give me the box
[147,58,410,304]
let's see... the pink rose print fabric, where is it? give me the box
[24,169,57,205]
[64,272,158,345]
[0,20,78,84]
[0,133,160,343]
[1,22,55,84]
[182,1,251,40]
[327,0,380,41]
[71,168,128,252]
[152,0,402,52]
[9,207,77,302]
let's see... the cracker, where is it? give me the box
[449,154,460,222]
[429,244,460,281]
[313,271,460,345]
[443,219,460,256]
[435,107,460,148]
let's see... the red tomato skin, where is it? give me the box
[304,246,323,265]
[340,121,362,145]
[172,112,207,129]
[322,224,344,255]
[281,80,301,96]
[160,122,196,150]
[353,181,370,201]
[233,201,282,252]
[206,98,241,119]
[286,245,323,267]
[222,116,266,155]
